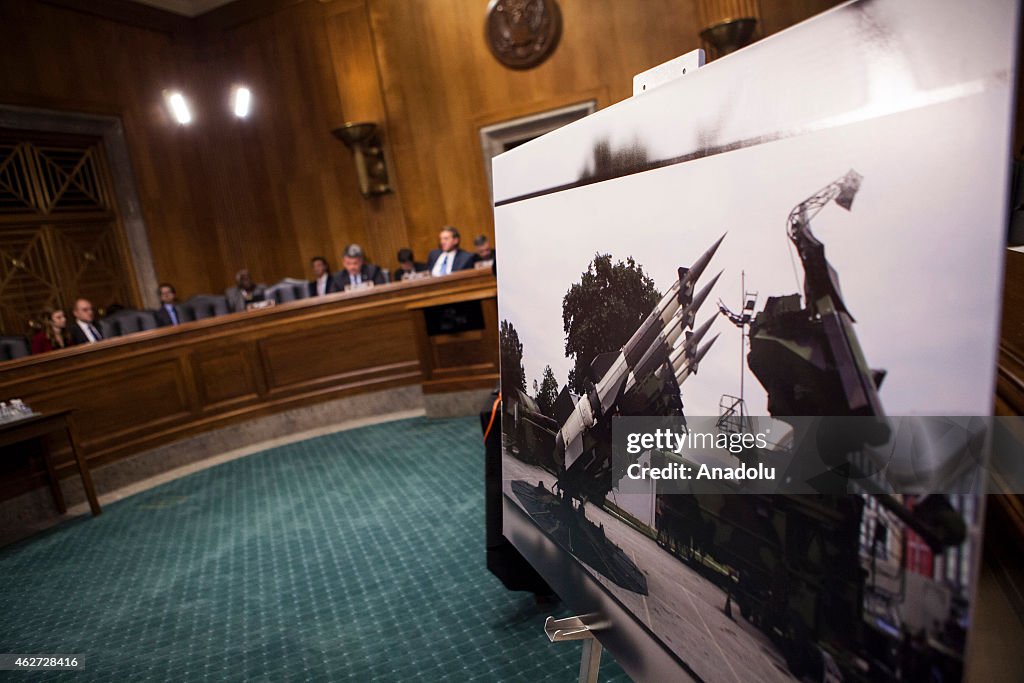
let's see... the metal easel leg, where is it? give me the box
[544,614,609,683]
[578,637,603,683]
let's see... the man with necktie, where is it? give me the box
[427,226,476,276]
[69,298,103,345]
[333,244,386,291]
[308,256,339,296]
[154,283,185,327]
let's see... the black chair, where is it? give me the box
[98,309,158,338]
[264,279,309,305]
[0,336,30,361]
[183,295,230,321]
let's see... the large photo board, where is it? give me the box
[493,0,1019,680]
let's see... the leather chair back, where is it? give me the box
[0,336,30,361]
[183,295,231,320]
[265,279,309,305]
[99,310,158,338]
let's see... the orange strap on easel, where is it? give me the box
[483,392,501,441]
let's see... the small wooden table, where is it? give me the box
[0,410,101,516]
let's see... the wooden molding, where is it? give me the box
[39,0,194,36]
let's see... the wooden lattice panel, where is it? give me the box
[49,222,131,313]
[0,226,60,334]
[34,145,110,214]
[0,129,134,335]
[0,136,111,217]
[0,143,41,215]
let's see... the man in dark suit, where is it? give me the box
[308,256,339,296]
[473,235,496,269]
[225,269,268,312]
[69,298,103,345]
[154,283,185,327]
[333,244,387,291]
[427,226,476,276]
[393,248,428,282]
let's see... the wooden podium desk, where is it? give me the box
[0,269,497,505]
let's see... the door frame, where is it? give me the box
[0,104,159,308]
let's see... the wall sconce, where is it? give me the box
[697,0,760,60]
[331,122,392,197]
[163,90,193,125]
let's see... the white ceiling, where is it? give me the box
[126,0,236,17]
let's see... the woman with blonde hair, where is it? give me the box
[30,307,68,354]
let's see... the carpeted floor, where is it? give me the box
[0,416,629,682]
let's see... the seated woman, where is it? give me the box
[31,307,69,354]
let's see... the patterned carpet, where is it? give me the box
[0,417,629,681]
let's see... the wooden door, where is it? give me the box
[0,131,137,335]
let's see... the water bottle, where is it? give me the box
[12,399,28,417]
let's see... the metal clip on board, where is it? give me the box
[632,48,705,96]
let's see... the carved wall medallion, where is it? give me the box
[485,0,562,70]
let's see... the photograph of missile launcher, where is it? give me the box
[493,2,1015,679]
[501,169,978,680]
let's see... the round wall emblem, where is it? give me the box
[485,0,562,70]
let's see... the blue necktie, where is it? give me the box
[166,304,179,325]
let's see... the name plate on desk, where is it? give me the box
[346,281,376,292]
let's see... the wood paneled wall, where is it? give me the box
[0,0,841,300]
[0,0,216,299]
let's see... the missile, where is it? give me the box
[594,282,681,411]
[657,271,723,351]
[680,270,722,331]
[559,238,726,470]
[617,281,682,367]
[669,313,718,369]
[613,235,726,373]
[623,314,718,408]
[624,272,722,391]
[679,233,726,296]
[675,333,720,385]
[620,321,721,414]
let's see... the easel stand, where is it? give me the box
[544,614,609,683]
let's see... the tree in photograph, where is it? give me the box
[499,319,527,396]
[532,365,560,418]
[562,254,660,395]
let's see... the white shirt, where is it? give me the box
[316,274,329,296]
[77,320,99,342]
[431,251,454,276]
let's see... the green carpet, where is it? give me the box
[0,417,629,681]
